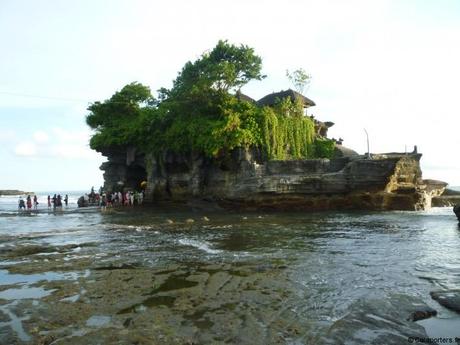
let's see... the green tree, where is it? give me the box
[86,42,333,161]
[86,82,154,151]
[154,40,265,155]
[286,68,311,94]
[169,40,265,97]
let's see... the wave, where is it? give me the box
[178,238,222,254]
[101,224,156,232]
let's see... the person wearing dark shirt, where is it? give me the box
[18,197,26,210]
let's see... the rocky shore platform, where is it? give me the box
[0,235,454,345]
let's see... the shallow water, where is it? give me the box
[0,196,459,343]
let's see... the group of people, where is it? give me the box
[18,195,38,210]
[77,186,144,210]
[18,194,69,211]
[18,187,146,212]
[100,190,144,209]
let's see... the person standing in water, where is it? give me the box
[26,195,32,210]
[33,195,38,210]
[64,194,68,207]
[100,194,107,211]
[18,197,26,210]
[56,195,62,209]
[47,195,51,209]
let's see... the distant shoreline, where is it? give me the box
[0,190,33,196]
[1,190,88,196]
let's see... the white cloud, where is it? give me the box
[51,127,89,143]
[14,141,37,156]
[12,127,101,160]
[51,144,100,160]
[33,130,49,143]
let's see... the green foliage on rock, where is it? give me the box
[137,40,266,157]
[314,137,336,159]
[144,93,262,157]
[258,98,315,160]
[87,41,335,160]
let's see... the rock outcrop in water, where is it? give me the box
[100,147,445,211]
[430,290,460,313]
[454,205,460,222]
[314,294,436,345]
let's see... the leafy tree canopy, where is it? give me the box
[86,82,154,150]
[168,40,264,97]
[87,41,335,160]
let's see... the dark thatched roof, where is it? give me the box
[235,91,256,104]
[257,89,316,108]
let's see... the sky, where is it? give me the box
[1,0,459,191]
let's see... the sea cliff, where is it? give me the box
[99,147,445,211]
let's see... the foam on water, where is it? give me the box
[178,238,222,254]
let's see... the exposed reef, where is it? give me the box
[100,147,445,211]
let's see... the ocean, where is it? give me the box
[0,195,459,343]
[0,191,84,212]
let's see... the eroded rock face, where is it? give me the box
[100,148,444,211]
[100,146,147,192]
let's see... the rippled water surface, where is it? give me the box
[0,194,459,343]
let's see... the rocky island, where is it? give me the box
[100,147,447,211]
[87,41,447,211]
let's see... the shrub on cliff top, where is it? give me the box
[314,137,336,158]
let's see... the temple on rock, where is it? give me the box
[97,89,445,211]
[87,42,448,211]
